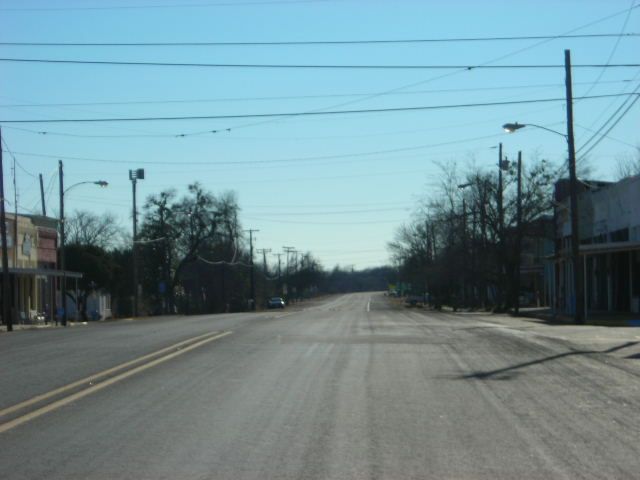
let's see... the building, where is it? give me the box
[519,215,554,307]
[0,213,82,325]
[553,175,640,316]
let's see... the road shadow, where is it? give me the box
[459,341,639,381]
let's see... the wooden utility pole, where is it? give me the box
[257,248,271,275]
[39,173,46,216]
[246,229,259,310]
[565,49,584,324]
[497,143,505,309]
[514,151,523,315]
[0,128,12,331]
[59,160,67,326]
[273,253,283,279]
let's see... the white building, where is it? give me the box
[554,175,640,315]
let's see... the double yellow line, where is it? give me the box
[0,330,231,434]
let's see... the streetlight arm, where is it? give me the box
[503,122,567,138]
[63,180,108,196]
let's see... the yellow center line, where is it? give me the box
[0,331,232,434]
[0,330,227,421]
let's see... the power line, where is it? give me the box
[578,1,637,99]
[243,216,402,225]
[246,200,413,209]
[4,95,636,145]
[0,132,530,167]
[1,93,635,124]
[577,94,640,161]
[208,4,640,134]
[2,79,636,108]
[1,57,639,70]
[0,0,333,12]
[577,82,640,155]
[246,206,410,216]
[0,136,37,178]
[2,33,639,46]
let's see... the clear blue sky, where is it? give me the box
[1,0,638,270]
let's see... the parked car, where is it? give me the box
[267,297,286,309]
[405,294,427,307]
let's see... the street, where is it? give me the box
[1,293,639,479]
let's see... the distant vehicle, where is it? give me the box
[405,294,427,307]
[267,297,286,309]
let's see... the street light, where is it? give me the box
[129,168,144,317]
[59,160,108,326]
[502,122,567,138]
[503,116,583,323]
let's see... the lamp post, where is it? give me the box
[502,119,583,322]
[502,52,583,324]
[59,160,108,326]
[129,168,144,317]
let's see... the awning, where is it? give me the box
[551,241,640,259]
[0,267,83,279]
[579,241,640,255]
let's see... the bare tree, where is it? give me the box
[615,148,640,180]
[65,210,124,249]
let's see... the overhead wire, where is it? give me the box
[1,7,635,139]
[576,82,640,156]
[219,2,640,133]
[4,1,637,143]
[578,0,637,99]
[0,0,335,12]
[1,79,634,108]
[1,57,638,70]
[1,93,636,124]
[0,136,37,179]
[0,131,525,167]
[242,216,402,225]
[577,93,640,161]
[5,4,634,140]
[1,33,638,46]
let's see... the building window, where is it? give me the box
[609,228,629,243]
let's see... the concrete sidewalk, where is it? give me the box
[446,309,640,361]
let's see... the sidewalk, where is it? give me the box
[0,320,89,333]
[447,308,640,361]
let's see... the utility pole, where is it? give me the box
[273,252,283,296]
[479,179,488,307]
[129,169,144,317]
[565,49,584,324]
[246,229,259,310]
[0,128,12,331]
[283,246,295,299]
[257,248,271,275]
[39,173,46,216]
[461,197,467,307]
[158,201,170,314]
[283,246,295,278]
[514,151,523,315]
[497,144,511,310]
[497,143,504,309]
[273,253,283,279]
[59,160,67,326]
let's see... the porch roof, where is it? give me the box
[579,240,640,255]
[0,267,83,279]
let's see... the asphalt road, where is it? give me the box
[1,293,639,479]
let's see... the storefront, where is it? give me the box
[0,214,82,325]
